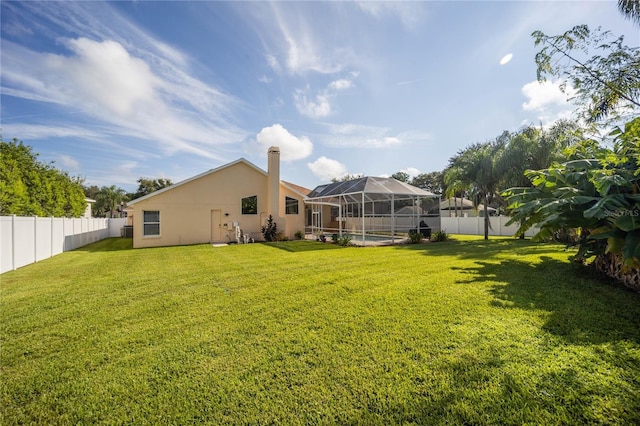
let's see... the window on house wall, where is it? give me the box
[143,210,160,236]
[285,197,299,215]
[242,195,257,214]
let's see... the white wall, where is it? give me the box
[441,216,538,237]
[0,216,127,274]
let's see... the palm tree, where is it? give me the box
[96,185,127,218]
[495,120,582,190]
[619,0,640,25]
[445,141,503,240]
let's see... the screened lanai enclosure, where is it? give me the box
[305,177,441,245]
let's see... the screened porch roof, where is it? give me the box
[307,177,437,204]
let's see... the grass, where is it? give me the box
[2,236,640,424]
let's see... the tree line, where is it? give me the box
[84,177,173,218]
[0,138,172,218]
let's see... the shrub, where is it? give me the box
[335,234,353,247]
[408,230,423,244]
[261,215,277,242]
[431,230,449,242]
[294,230,304,240]
[503,118,640,268]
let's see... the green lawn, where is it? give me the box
[2,236,640,425]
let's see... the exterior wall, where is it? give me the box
[130,162,306,248]
[83,201,94,218]
[280,185,306,238]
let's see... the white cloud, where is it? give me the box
[1,124,103,140]
[295,78,354,118]
[521,79,576,125]
[328,79,354,91]
[294,89,332,118]
[321,123,404,148]
[254,2,353,75]
[397,77,426,87]
[256,124,313,161]
[57,155,80,170]
[402,167,421,178]
[266,54,281,73]
[47,38,158,117]
[356,1,424,29]
[0,2,249,163]
[307,156,347,181]
[522,79,573,111]
[2,37,246,161]
[259,75,272,83]
[499,53,513,65]
[89,160,140,188]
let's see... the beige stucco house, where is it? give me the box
[127,147,309,248]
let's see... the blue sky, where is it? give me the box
[1,1,637,192]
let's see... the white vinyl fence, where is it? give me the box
[1,216,127,274]
[441,216,538,237]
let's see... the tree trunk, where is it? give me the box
[483,194,489,240]
[594,253,640,292]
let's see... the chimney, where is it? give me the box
[267,146,280,218]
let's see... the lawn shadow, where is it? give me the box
[73,237,133,252]
[263,240,344,253]
[402,237,568,260]
[454,256,640,346]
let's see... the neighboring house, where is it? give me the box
[84,198,96,219]
[127,146,309,248]
[439,197,498,217]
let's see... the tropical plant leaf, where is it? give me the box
[615,212,640,232]
[606,236,626,255]
[623,230,640,262]
[583,194,628,219]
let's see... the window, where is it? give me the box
[285,197,299,215]
[143,210,160,236]
[242,195,257,215]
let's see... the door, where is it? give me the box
[312,210,322,234]
[211,210,222,242]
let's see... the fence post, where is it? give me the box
[33,216,38,264]
[11,215,16,271]
[51,217,54,259]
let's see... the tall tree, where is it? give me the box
[618,0,640,25]
[444,140,504,240]
[95,185,127,218]
[131,177,173,199]
[533,25,640,122]
[495,120,584,189]
[0,138,86,217]
[411,171,444,195]
[391,171,410,183]
[331,174,364,183]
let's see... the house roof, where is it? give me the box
[439,197,474,210]
[308,177,436,199]
[282,180,312,197]
[127,158,266,206]
[439,197,497,212]
[127,158,311,206]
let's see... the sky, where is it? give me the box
[1,1,638,193]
